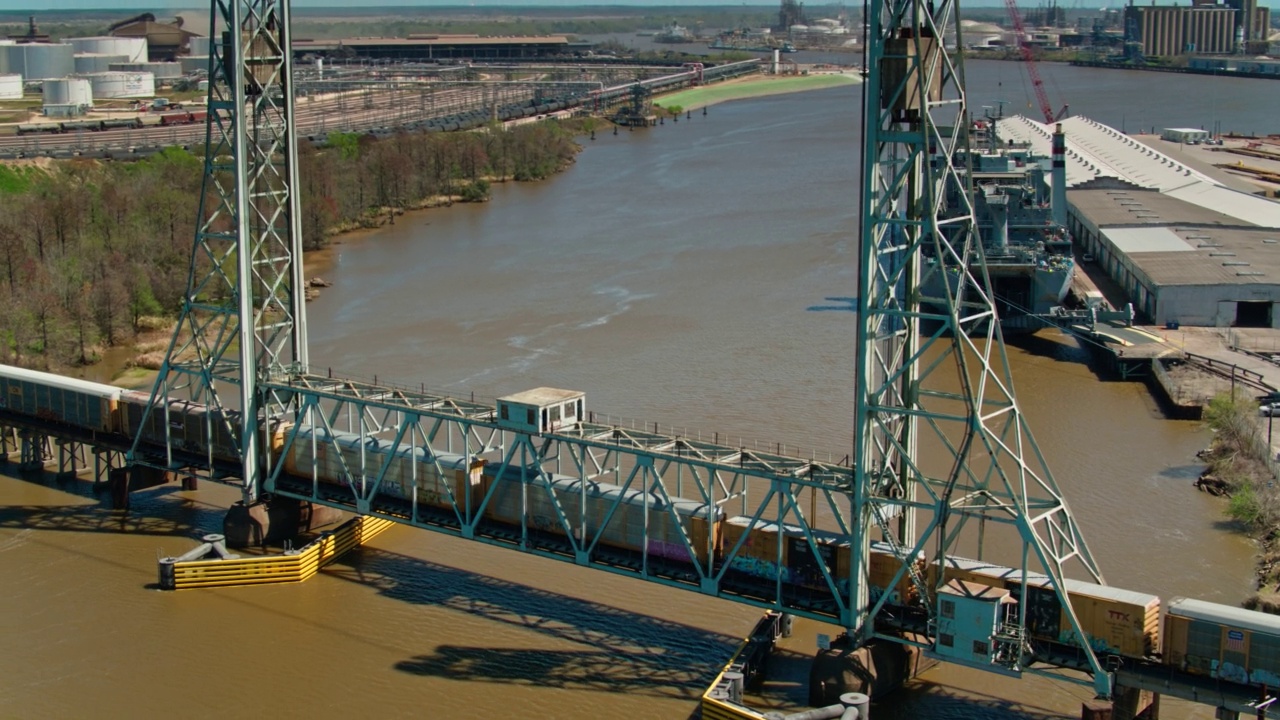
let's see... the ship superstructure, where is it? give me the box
[923,120,1075,333]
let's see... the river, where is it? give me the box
[0,63,1272,719]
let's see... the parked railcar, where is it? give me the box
[482,464,720,564]
[283,426,477,506]
[1164,597,1280,688]
[929,556,1160,659]
[721,517,922,605]
[118,389,242,461]
[16,122,63,135]
[0,363,120,433]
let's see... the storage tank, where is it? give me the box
[180,55,209,74]
[83,71,154,99]
[42,103,84,118]
[43,77,93,107]
[70,36,147,63]
[74,53,128,74]
[188,36,211,56]
[110,61,182,80]
[7,43,75,81]
[0,74,21,99]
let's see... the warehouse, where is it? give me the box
[1068,188,1280,327]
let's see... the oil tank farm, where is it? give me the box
[82,71,154,99]
[42,77,92,108]
[0,73,21,99]
[70,36,148,63]
[109,61,180,80]
[74,53,129,74]
[2,43,74,81]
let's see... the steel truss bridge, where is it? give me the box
[77,0,1155,705]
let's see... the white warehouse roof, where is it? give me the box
[996,114,1280,229]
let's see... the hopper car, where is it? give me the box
[5,360,1280,694]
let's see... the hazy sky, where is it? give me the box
[5,0,1037,12]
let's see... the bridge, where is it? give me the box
[2,0,1278,716]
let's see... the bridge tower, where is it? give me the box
[127,0,306,505]
[854,0,1112,698]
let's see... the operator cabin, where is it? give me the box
[496,388,585,435]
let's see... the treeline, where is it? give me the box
[0,120,583,370]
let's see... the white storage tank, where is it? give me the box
[43,77,93,108]
[70,36,147,63]
[188,36,211,56]
[180,55,209,74]
[74,53,128,74]
[83,71,154,99]
[7,43,75,81]
[0,74,21,100]
[110,61,182,80]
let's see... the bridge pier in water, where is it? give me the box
[223,497,347,549]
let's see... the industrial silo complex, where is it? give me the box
[70,36,147,64]
[0,74,22,99]
[82,71,155,99]
[2,43,75,81]
[74,53,129,74]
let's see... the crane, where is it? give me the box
[1003,0,1068,123]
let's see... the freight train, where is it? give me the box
[16,110,208,136]
[3,361,1279,690]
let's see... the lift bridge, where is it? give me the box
[121,0,1113,702]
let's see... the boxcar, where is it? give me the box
[0,363,119,433]
[1164,597,1280,687]
[119,389,242,461]
[722,517,921,603]
[283,426,476,506]
[482,466,719,564]
[931,557,1160,659]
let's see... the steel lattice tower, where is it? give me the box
[128,0,306,504]
[853,0,1112,697]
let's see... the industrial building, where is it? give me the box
[1068,189,1280,327]
[107,14,200,61]
[290,35,570,61]
[996,114,1280,328]
[1124,0,1272,57]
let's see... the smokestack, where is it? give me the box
[986,190,1009,250]
[1052,122,1067,227]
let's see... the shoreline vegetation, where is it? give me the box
[0,71,856,387]
[1196,393,1280,612]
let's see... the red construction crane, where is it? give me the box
[1002,0,1067,123]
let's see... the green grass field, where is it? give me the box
[654,73,861,111]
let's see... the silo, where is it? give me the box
[0,74,21,99]
[10,43,75,81]
[180,55,209,74]
[110,61,182,80]
[70,36,147,63]
[84,71,155,99]
[75,53,128,74]
[43,77,93,107]
[188,36,211,56]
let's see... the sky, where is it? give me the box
[0,0,1099,12]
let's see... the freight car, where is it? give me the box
[0,364,120,432]
[720,516,923,607]
[1164,597,1280,687]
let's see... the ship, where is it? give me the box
[708,37,797,53]
[653,22,697,44]
[921,119,1075,334]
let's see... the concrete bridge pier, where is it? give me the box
[1112,684,1160,720]
[92,448,126,489]
[1214,708,1238,720]
[223,496,347,548]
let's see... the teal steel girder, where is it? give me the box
[127,0,307,504]
[855,0,1112,697]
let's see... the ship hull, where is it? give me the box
[921,260,1073,335]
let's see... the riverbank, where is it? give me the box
[656,71,861,111]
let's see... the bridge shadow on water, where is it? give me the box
[0,462,226,539]
[325,545,738,707]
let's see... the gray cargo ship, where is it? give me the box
[922,120,1075,334]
